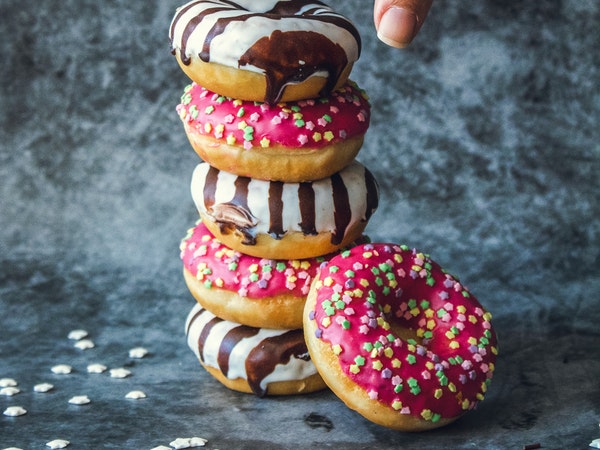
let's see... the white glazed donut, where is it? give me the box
[190,160,379,260]
[169,0,361,103]
[185,303,326,396]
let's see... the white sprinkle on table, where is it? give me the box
[68,329,88,340]
[34,383,55,393]
[46,439,70,449]
[150,446,172,450]
[128,347,149,359]
[68,395,91,405]
[0,387,20,396]
[87,363,107,374]
[51,364,72,375]
[169,437,208,449]
[125,390,146,399]
[3,406,27,417]
[590,438,600,449]
[0,378,18,387]
[74,339,95,350]
[109,368,131,379]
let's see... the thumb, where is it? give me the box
[374,0,433,48]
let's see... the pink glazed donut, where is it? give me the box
[176,81,370,182]
[304,243,498,431]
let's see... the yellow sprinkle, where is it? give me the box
[448,382,457,393]
[323,277,334,287]
[427,319,436,330]
[416,252,425,260]
[483,312,493,321]
[489,362,496,372]
[434,389,443,399]
[392,400,403,411]
[462,399,470,410]
[457,305,467,314]
[214,278,224,288]
[226,134,236,145]
[233,99,242,106]
[476,393,485,401]
[301,261,311,270]
[449,341,460,349]
[416,329,425,338]
[370,349,378,358]
[468,337,478,346]
[384,348,394,358]
[237,120,247,130]
[249,264,258,272]
[312,132,322,142]
[410,308,420,317]
[425,361,434,370]
[481,382,487,393]
[260,137,270,148]
[360,279,369,287]
[445,331,456,340]
[469,315,478,324]
[421,409,433,420]
[332,344,343,355]
[411,265,422,272]
[362,251,373,259]
[350,364,360,374]
[286,276,298,283]
[392,358,402,368]
[215,124,225,136]
[314,280,323,289]
[204,123,212,133]
[321,317,331,328]
[388,279,398,288]
[394,254,403,263]
[201,235,211,242]
[353,288,364,297]
[372,360,383,371]
[425,309,435,318]
[383,304,391,314]
[407,344,416,353]
[324,131,334,141]
[491,346,499,355]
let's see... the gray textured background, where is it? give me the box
[1,1,599,449]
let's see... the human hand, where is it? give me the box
[373,0,433,48]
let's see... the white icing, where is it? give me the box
[185,303,318,389]
[190,160,375,238]
[170,0,359,71]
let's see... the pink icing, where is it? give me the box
[176,81,370,149]
[181,221,334,299]
[307,243,498,423]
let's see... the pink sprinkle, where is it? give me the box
[414,257,424,266]
[444,302,454,311]
[457,313,466,322]
[418,318,427,328]
[473,353,483,363]
[250,112,260,122]
[480,363,489,373]
[278,111,289,119]
[224,114,235,124]
[461,360,473,370]
[454,282,462,292]
[392,375,402,386]
[359,325,369,334]
[335,316,346,325]
[397,268,406,278]
[368,390,378,400]
[305,121,315,131]
[344,307,355,316]
[238,288,248,297]
[298,135,308,145]
[403,311,412,321]
[400,407,411,415]
[301,286,310,295]
[352,262,363,271]
[342,294,352,304]
[317,118,328,127]
[399,302,408,312]
[285,281,296,290]
[332,284,343,293]
[357,111,366,122]
[421,370,431,380]
[199,89,208,98]
[260,103,271,112]
[329,106,339,114]
[243,141,253,150]
[483,321,491,329]
[475,307,484,316]
[419,269,428,278]
[456,322,465,331]
[271,116,282,125]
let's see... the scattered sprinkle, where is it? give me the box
[128,347,149,359]
[169,437,208,449]
[51,365,72,375]
[67,329,88,340]
[87,363,107,374]
[150,447,172,450]
[0,387,20,396]
[46,440,70,449]
[0,378,18,387]
[125,390,147,399]
[34,383,55,393]
[74,339,95,350]
[68,395,91,405]
[3,406,27,417]
[109,368,131,379]
[589,439,600,449]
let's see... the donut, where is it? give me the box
[190,160,379,260]
[180,220,367,329]
[176,81,370,182]
[304,243,498,431]
[185,303,326,396]
[169,0,361,104]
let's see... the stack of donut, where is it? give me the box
[170,0,498,432]
[170,0,378,398]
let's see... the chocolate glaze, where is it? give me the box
[298,182,317,235]
[245,330,309,396]
[170,0,361,104]
[330,172,351,245]
[268,181,285,239]
[218,325,260,377]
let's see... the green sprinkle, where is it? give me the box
[394,384,403,393]
[387,333,395,342]
[426,277,435,287]
[363,342,374,352]
[216,96,226,103]
[345,270,355,278]
[341,250,351,258]
[432,413,442,423]
[228,262,238,271]
[437,308,447,318]
[342,320,351,330]
[451,326,459,335]
[291,105,301,112]
[322,114,332,123]
[189,105,199,119]
[181,93,192,105]
[335,300,346,310]
[237,107,245,117]
[379,263,391,273]
[407,355,417,365]
[249,273,259,282]
[203,280,212,289]
[295,119,305,127]
[462,290,471,298]
[262,264,272,273]
[205,105,215,115]
[354,356,365,366]
[407,339,417,345]
[276,262,286,272]
[424,331,433,339]
[329,265,340,273]
[374,341,383,349]
[408,299,417,309]
[375,277,384,286]
[407,378,418,387]
[420,300,430,309]
[371,267,380,275]
[382,286,391,295]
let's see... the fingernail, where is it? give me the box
[377,7,418,48]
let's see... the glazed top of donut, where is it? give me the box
[185,303,317,396]
[169,0,361,104]
[177,81,370,150]
[181,220,331,298]
[190,160,379,246]
[307,243,498,424]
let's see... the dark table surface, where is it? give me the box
[1,1,599,449]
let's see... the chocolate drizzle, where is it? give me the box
[298,182,317,235]
[330,172,351,245]
[268,181,285,239]
[170,0,361,103]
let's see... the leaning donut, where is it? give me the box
[304,243,498,431]
[185,303,326,397]
[190,160,379,260]
[169,0,361,104]
[176,81,370,182]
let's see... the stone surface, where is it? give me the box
[0,1,599,449]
